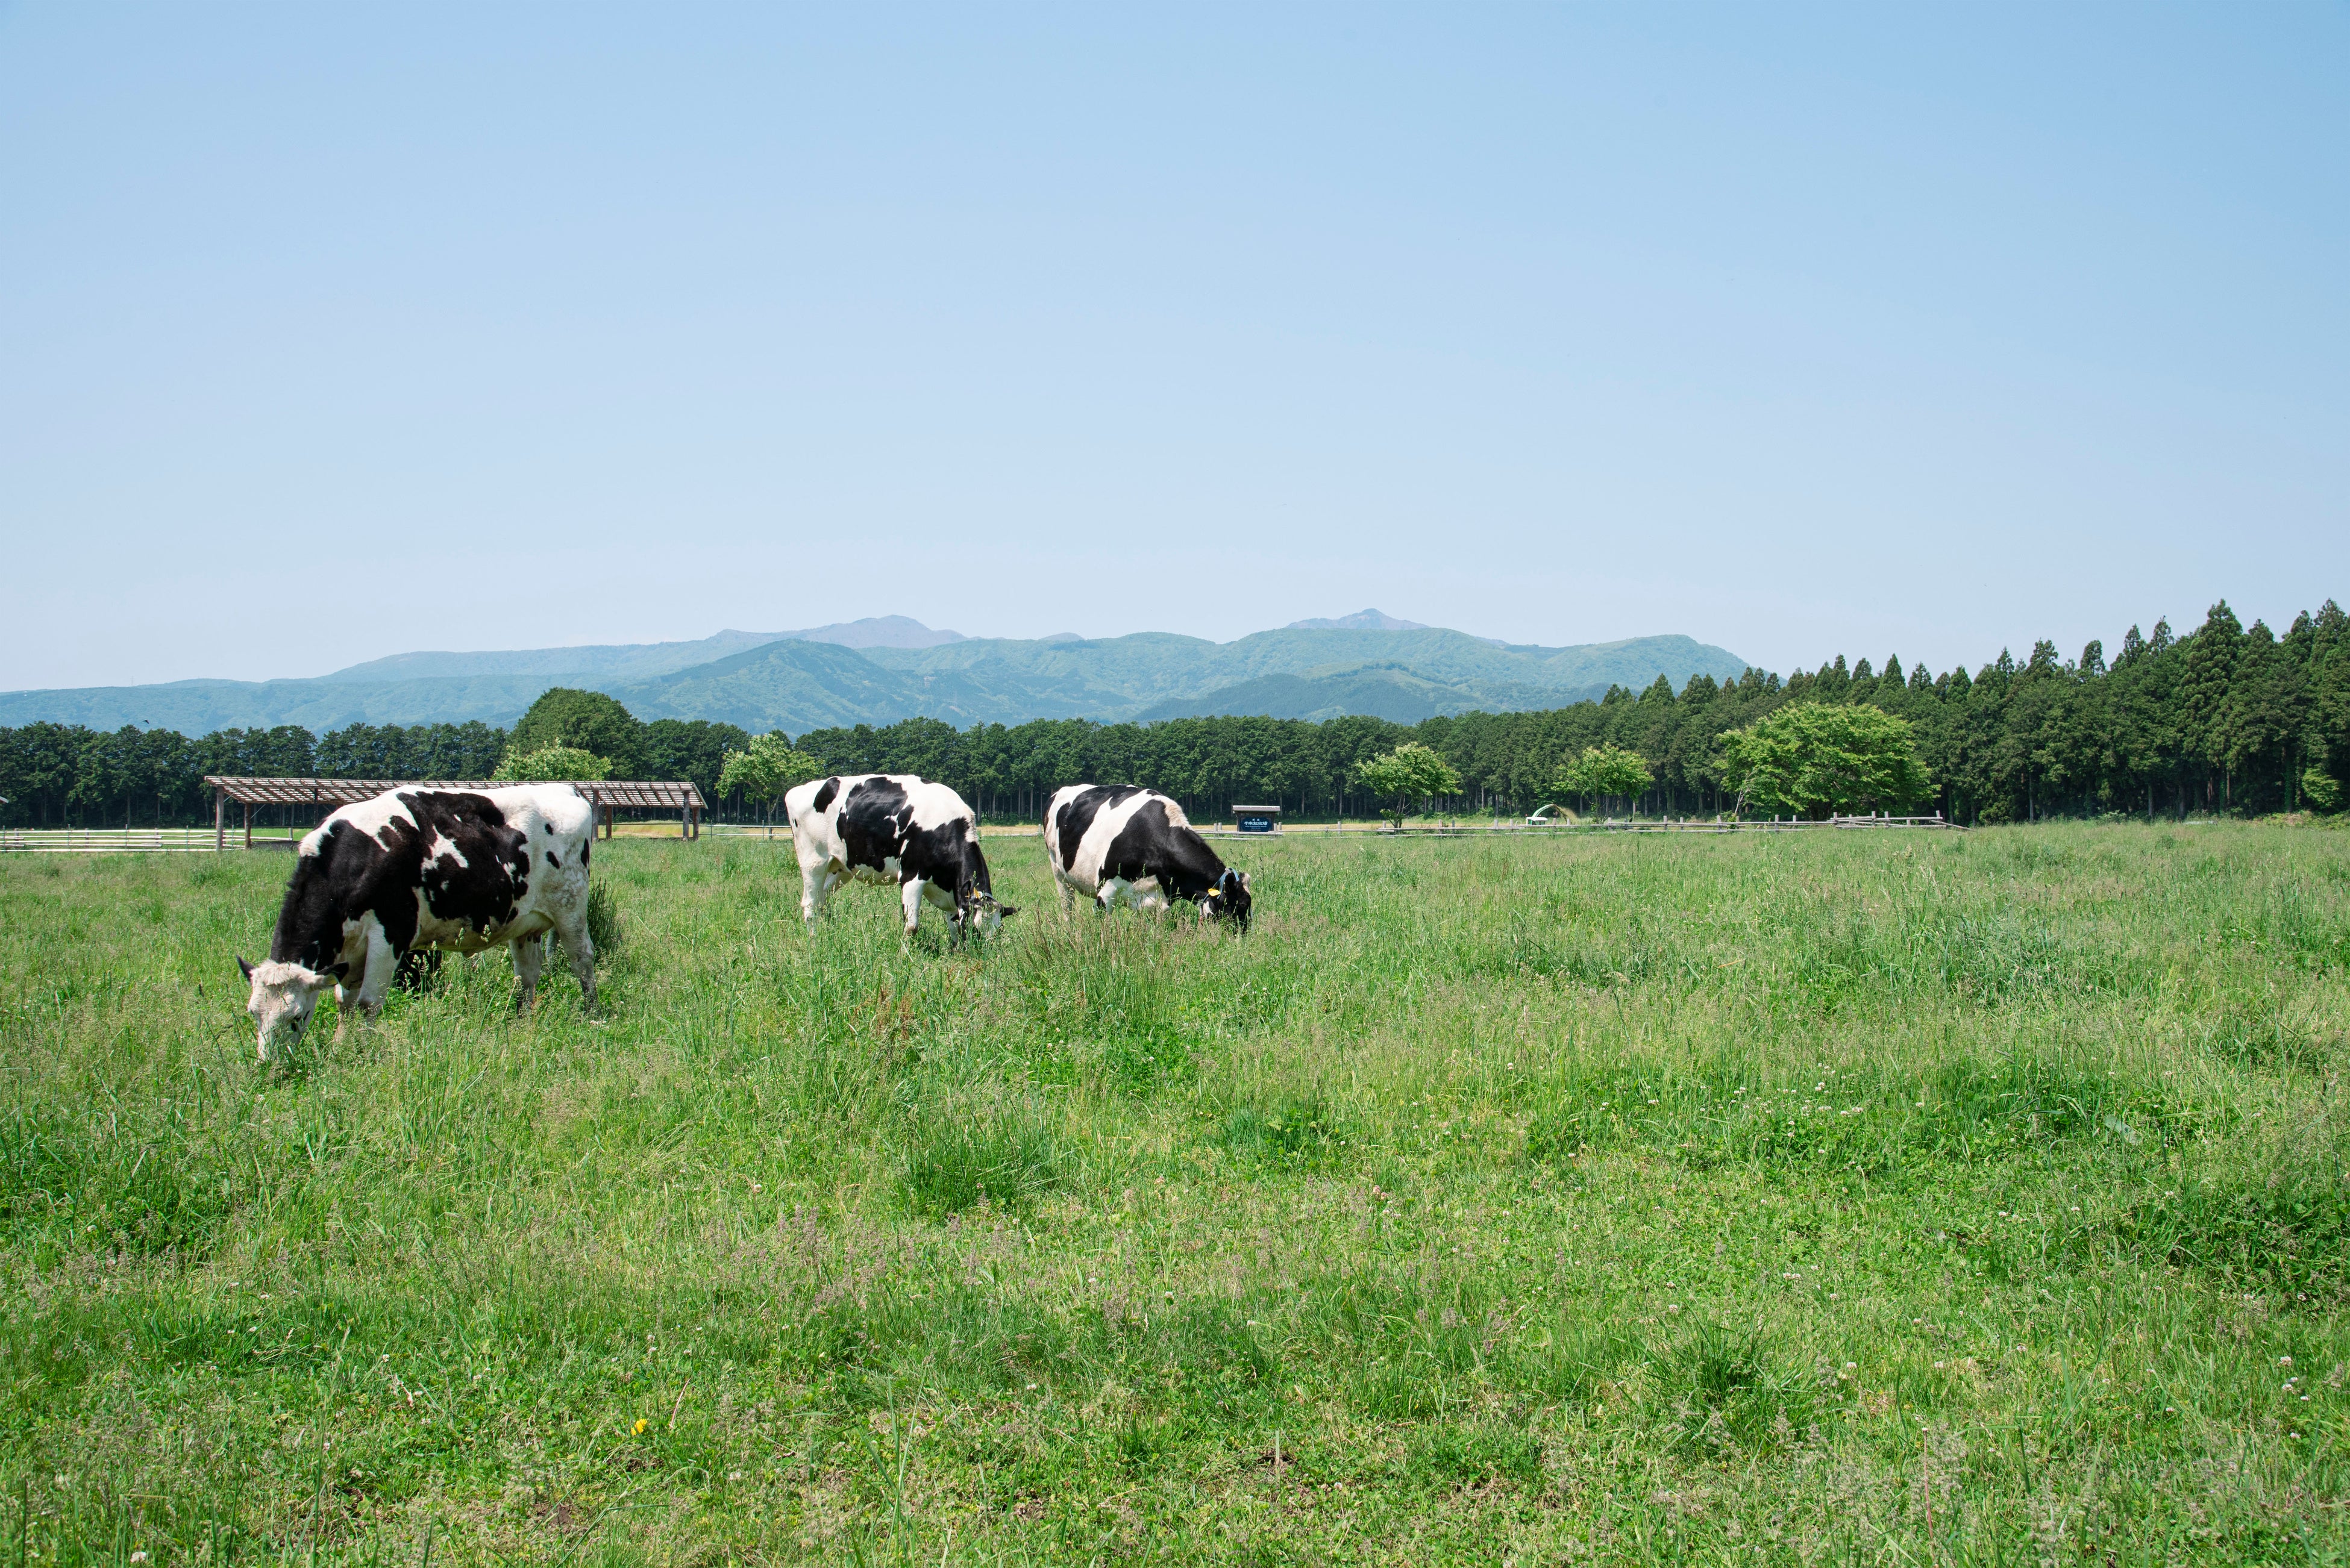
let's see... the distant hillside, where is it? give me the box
[324,616,966,684]
[0,620,1748,733]
[851,627,1742,705]
[1285,608,1430,632]
[0,673,558,734]
[1133,666,1603,725]
[612,626,1744,732]
[0,619,976,733]
[325,629,790,685]
[611,640,964,733]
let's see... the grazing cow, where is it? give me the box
[1044,784,1251,928]
[784,773,1015,940]
[239,784,596,1057]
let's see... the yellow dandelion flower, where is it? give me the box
[633,1418,648,1435]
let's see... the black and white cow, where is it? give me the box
[785,773,1014,940]
[1044,784,1251,928]
[239,784,596,1057]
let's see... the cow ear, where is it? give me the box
[237,956,254,982]
[1239,872,1251,891]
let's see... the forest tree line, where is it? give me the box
[792,599,2350,823]
[4,599,2345,828]
[0,717,747,829]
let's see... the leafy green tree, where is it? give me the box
[492,746,611,782]
[510,689,645,776]
[1353,742,1461,828]
[643,718,751,805]
[1717,702,1929,819]
[1552,743,1653,817]
[2180,602,2244,811]
[718,732,824,822]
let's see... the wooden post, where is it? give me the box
[215,789,225,852]
[242,801,252,850]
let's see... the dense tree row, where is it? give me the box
[0,711,745,828]
[0,722,509,828]
[794,599,2350,824]
[5,599,2343,828]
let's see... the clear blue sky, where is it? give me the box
[2,4,2343,690]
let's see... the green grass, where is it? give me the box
[2,822,2347,1564]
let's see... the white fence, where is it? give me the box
[0,827,273,854]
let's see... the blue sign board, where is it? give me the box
[1235,813,1277,834]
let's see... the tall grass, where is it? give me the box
[1,821,2345,1562]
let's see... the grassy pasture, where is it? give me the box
[2,823,2347,1564]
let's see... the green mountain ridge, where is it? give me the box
[1131,665,1604,725]
[0,625,1749,734]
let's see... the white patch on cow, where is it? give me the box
[1045,784,1233,920]
[1045,786,1185,895]
[257,782,600,1052]
[245,958,332,1058]
[784,773,994,934]
[310,792,421,855]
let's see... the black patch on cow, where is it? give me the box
[268,792,536,981]
[957,828,998,902]
[394,948,442,993]
[835,776,998,920]
[1054,784,1145,872]
[547,851,560,867]
[1210,866,1253,930]
[268,829,360,979]
[1101,798,1230,905]
[837,777,915,876]
[812,777,840,814]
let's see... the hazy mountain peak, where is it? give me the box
[779,616,967,649]
[1285,609,1430,631]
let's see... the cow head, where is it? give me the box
[957,887,1019,939]
[1201,867,1252,931]
[239,955,331,1058]
[953,834,1017,940]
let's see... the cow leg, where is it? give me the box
[800,859,836,930]
[350,929,398,1028]
[900,877,927,937]
[334,921,397,1041]
[512,931,546,1011]
[921,879,962,946]
[553,907,597,1008]
[1056,879,1077,916]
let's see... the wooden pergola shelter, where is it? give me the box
[202,778,708,851]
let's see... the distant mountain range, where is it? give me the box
[1284,610,1426,632]
[0,612,1750,735]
